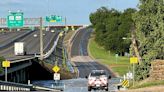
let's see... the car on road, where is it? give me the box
[86,70,111,91]
[51,30,55,33]
[33,34,37,37]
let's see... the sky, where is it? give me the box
[0,0,139,25]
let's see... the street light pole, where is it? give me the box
[40,17,44,60]
[47,0,50,31]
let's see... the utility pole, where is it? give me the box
[40,17,44,60]
[131,26,142,64]
[65,17,67,27]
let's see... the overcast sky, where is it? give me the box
[0,0,139,25]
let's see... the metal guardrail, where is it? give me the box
[43,35,60,59]
[0,81,33,91]
[35,34,60,59]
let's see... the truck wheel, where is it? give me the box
[24,51,27,55]
[105,87,108,91]
[88,87,91,91]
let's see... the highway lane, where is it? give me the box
[31,28,120,91]
[0,30,59,61]
[71,28,115,78]
[0,31,30,46]
[67,28,119,91]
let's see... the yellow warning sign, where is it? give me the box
[130,57,138,64]
[52,66,60,73]
[122,79,129,87]
[2,60,10,67]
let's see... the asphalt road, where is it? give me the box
[71,28,115,78]
[0,30,59,61]
[31,28,120,92]
[0,31,27,45]
[33,78,119,92]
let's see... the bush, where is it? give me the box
[0,56,5,74]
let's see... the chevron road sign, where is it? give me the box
[121,79,129,87]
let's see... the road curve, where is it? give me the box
[0,30,59,61]
[71,28,115,78]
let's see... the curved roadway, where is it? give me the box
[0,30,59,61]
[71,28,115,78]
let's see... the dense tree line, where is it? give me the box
[133,0,164,81]
[90,7,136,55]
[90,0,164,81]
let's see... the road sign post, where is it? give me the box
[115,54,118,63]
[122,79,129,88]
[52,65,60,73]
[54,73,60,80]
[2,60,10,82]
[130,57,138,87]
[52,65,60,86]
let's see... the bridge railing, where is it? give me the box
[0,81,33,91]
[43,34,60,59]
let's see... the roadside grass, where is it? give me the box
[88,37,130,76]
[129,80,164,89]
[64,30,75,44]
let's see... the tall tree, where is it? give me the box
[133,0,164,80]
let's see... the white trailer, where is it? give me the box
[14,42,25,55]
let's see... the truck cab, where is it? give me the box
[86,70,111,91]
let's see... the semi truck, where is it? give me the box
[14,42,26,55]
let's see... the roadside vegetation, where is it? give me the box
[89,0,164,82]
[88,36,130,76]
[0,56,5,74]
[130,80,164,89]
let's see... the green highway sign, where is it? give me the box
[46,15,63,22]
[7,12,24,28]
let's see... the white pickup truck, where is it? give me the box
[86,70,111,91]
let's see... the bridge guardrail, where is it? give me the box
[0,80,34,91]
[43,34,60,59]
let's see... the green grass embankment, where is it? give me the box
[88,37,130,76]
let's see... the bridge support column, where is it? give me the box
[16,70,20,83]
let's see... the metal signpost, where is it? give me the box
[115,54,118,63]
[122,79,129,88]
[7,12,24,29]
[130,57,138,87]
[2,60,10,82]
[52,65,60,86]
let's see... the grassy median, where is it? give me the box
[88,36,130,76]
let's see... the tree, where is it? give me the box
[90,7,136,55]
[132,0,164,81]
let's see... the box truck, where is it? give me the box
[14,42,26,55]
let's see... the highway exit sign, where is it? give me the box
[7,12,24,28]
[46,15,62,23]
[52,65,60,73]
[2,60,10,67]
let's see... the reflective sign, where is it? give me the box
[52,65,60,73]
[130,57,138,64]
[2,60,10,67]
